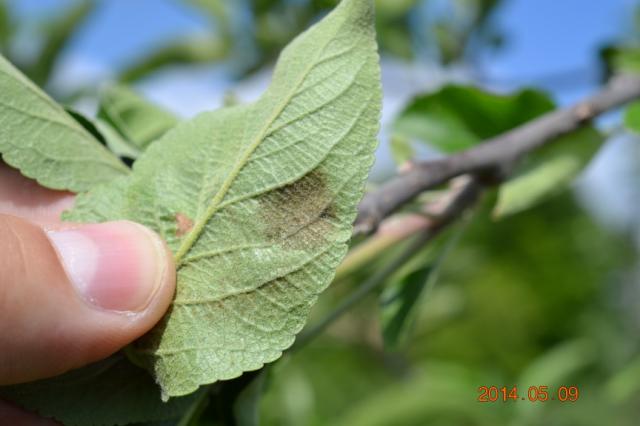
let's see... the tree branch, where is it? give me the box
[355,74,640,235]
[299,74,640,348]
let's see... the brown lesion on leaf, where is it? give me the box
[175,212,194,237]
[259,168,339,250]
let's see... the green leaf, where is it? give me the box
[624,101,640,134]
[98,84,179,150]
[381,266,434,348]
[0,54,129,192]
[494,126,604,218]
[336,362,503,426]
[375,0,419,17]
[65,107,143,162]
[515,339,596,420]
[394,85,554,153]
[187,0,229,26]
[30,0,94,86]
[394,84,603,220]
[605,356,640,404]
[0,0,11,52]
[176,390,210,426]
[380,227,461,348]
[0,355,204,426]
[118,37,228,83]
[517,339,596,393]
[389,134,414,165]
[601,45,640,76]
[67,0,380,398]
[233,369,269,426]
[64,107,108,145]
[96,119,142,160]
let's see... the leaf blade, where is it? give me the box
[494,127,603,218]
[98,84,178,150]
[0,54,129,192]
[380,226,462,349]
[394,85,554,153]
[624,100,640,134]
[68,0,381,398]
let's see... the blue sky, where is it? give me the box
[11,0,637,98]
[13,0,210,70]
[484,0,634,87]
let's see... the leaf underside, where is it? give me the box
[0,55,128,192]
[66,0,381,398]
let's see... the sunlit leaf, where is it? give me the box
[601,45,640,77]
[624,101,640,134]
[98,84,178,150]
[395,85,553,153]
[389,135,414,165]
[494,127,604,218]
[0,54,129,192]
[186,0,229,25]
[66,0,381,398]
[375,0,419,17]
[605,356,640,404]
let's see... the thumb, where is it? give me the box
[0,214,175,385]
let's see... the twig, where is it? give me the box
[334,213,431,280]
[355,74,640,235]
[293,176,483,350]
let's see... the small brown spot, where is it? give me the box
[175,213,194,237]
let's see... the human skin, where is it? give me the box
[0,162,176,424]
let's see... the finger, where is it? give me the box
[0,215,176,385]
[0,162,74,225]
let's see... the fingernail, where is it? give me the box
[47,221,167,312]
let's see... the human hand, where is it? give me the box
[0,162,176,424]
